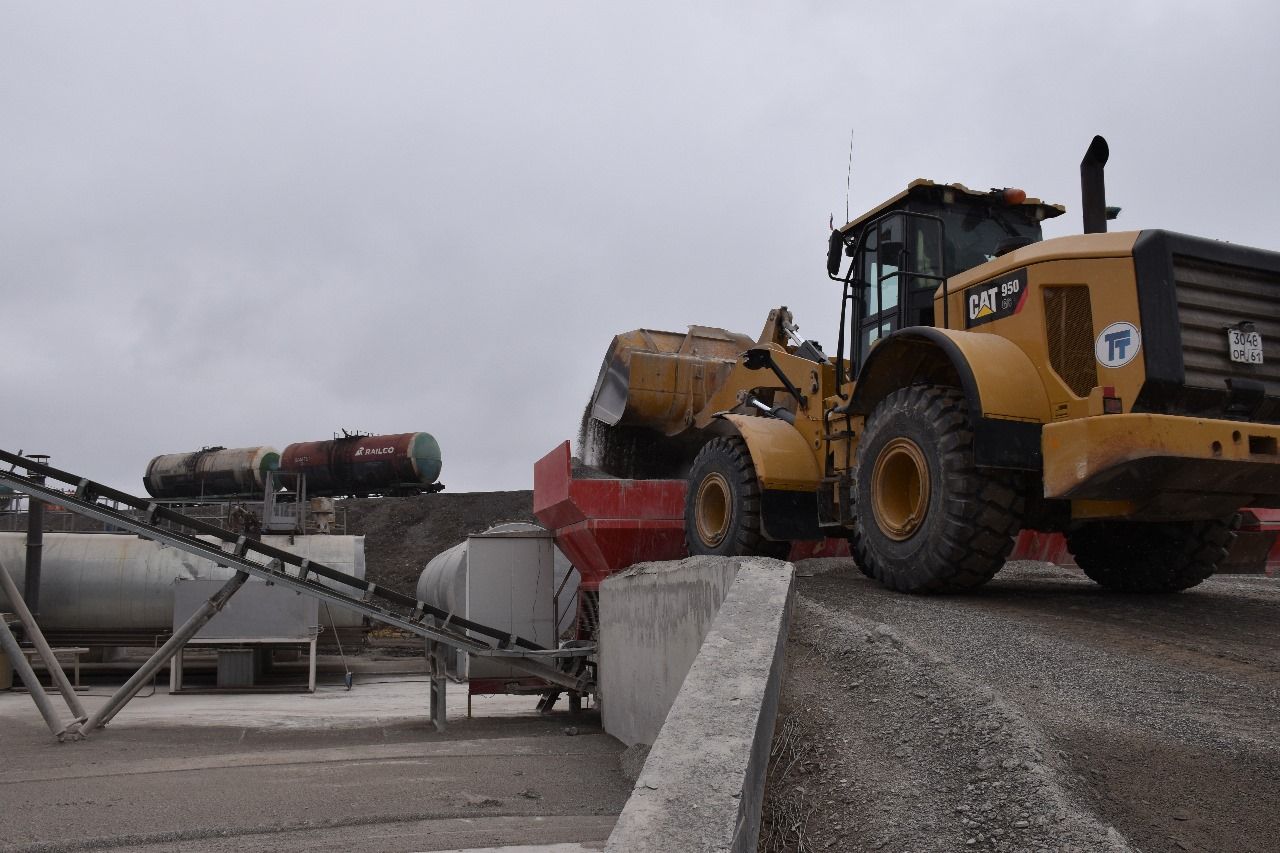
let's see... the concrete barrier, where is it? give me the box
[602,557,794,853]
[599,556,742,746]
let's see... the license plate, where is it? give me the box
[1228,329,1264,364]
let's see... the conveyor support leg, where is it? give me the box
[74,571,249,736]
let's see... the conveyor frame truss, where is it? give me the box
[0,450,591,696]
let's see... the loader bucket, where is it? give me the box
[587,325,754,437]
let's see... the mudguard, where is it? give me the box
[719,413,824,541]
[719,414,822,491]
[850,327,1052,470]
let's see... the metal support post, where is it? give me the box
[0,616,75,740]
[20,457,50,619]
[24,497,43,617]
[76,571,249,735]
[0,559,87,721]
[427,639,447,733]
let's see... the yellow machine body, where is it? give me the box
[585,186,1280,539]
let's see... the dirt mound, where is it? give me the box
[340,491,536,593]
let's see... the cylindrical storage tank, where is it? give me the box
[0,532,365,641]
[416,522,578,681]
[416,539,468,619]
[281,432,442,497]
[144,447,280,499]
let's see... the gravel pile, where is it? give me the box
[763,562,1129,853]
[762,558,1280,853]
[340,491,537,593]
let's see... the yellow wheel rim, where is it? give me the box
[695,472,732,547]
[871,437,930,541]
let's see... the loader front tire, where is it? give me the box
[852,385,1024,593]
[1065,516,1238,593]
[685,436,790,559]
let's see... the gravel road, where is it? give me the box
[761,560,1280,853]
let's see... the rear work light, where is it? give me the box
[1102,385,1123,414]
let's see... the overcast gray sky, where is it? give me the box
[3,1,1278,494]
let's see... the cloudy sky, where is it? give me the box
[3,1,1278,494]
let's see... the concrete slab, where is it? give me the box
[0,677,629,853]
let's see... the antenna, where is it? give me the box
[845,128,854,224]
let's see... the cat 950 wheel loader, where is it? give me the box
[582,137,1280,593]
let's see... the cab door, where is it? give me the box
[855,213,946,367]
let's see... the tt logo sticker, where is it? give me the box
[1095,321,1141,368]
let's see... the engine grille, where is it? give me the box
[1133,231,1280,423]
[1174,255,1280,394]
[1043,286,1097,397]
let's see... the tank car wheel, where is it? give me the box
[685,436,789,558]
[852,385,1024,593]
[1065,515,1239,593]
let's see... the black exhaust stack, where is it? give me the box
[1081,135,1109,234]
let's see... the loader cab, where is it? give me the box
[827,180,1065,369]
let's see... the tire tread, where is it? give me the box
[852,385,1024,593]
[685,436,790,559]
[1066,515,1239,593]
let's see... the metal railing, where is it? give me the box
[0,494,348,536]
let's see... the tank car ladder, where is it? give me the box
[0,449,591,738]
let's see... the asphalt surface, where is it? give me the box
[0,680,629,853]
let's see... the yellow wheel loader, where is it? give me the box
[582,136,1280,593]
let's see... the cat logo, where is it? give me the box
[964,268,1028,328]
[969,287,999,320]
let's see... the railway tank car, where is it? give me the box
[143,446,281,500]
[280,432,443,497]
[142,432,442,499]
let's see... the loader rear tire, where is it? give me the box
[1065,516,1239,593]
[685,436,790,559]
[851,385,1024,593]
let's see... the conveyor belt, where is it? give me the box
[0,450,589,692]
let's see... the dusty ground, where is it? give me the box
[342,491,536,593]
[0,679,627,853]
[761,559,1280,853]
[2,486,623,853]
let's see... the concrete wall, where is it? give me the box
[598,556,743,748]
[604,558,794,853]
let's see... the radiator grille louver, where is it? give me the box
[1174,256,1280,393]
[1044,286,1097,397]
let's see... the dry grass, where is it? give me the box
[759,715,818,853]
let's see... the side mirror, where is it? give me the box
[827,230,845,277]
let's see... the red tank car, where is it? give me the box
[280,432,443,497]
